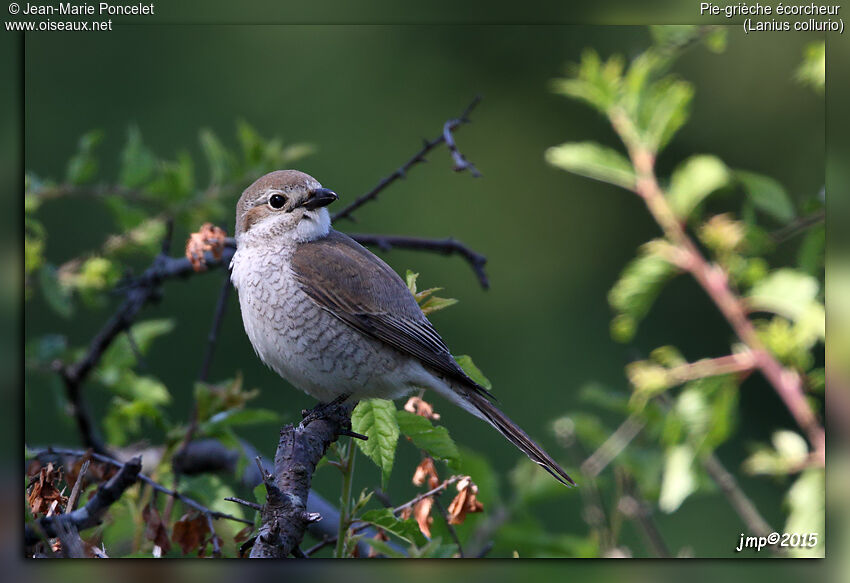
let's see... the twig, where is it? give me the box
[770,208,825,244]
[331,96,482,223]
[433,497,464,557]
[443,105,482,177]
[701,453,774,538]
[386,475,462,517]
[225,497,263,512]
[616,469,670,558]
[25,456,143,545]
[205,513,222,558]
[249,403,354,558]
[348,233,489,289]
[65,459,90,514]
[198,271,233,383]
[612,109,825,465]
[29,448,253,526]
[581,414,646,478]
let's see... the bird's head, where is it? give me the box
[235,170,338,245]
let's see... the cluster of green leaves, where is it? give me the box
[25,122,313,318]
[546,26,824,557]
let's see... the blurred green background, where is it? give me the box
[24,25,824,557]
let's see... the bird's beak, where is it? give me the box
[302,188,339,210]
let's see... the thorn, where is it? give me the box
[301,511,322,524]
[339,429,368,441]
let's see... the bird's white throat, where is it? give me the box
[293,208,332,243]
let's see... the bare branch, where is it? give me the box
[249,402,354,558]
[28,448,253,527]
[348,233,489,289]
[65,459,90,514]
[332,96,482,223]
[198,271,233,383]
[581,414,646,478]
[225,497,263,512]
[701,453,775,539]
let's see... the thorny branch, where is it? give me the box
[248,403,354,558]
[36,98,489,557]
[348,233,489,289]
[331,96,482,223]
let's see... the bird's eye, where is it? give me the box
[268,194,287,209]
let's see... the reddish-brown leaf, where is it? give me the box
[412,456,440,490]
[233,524,254,544]
[142,503,172,553]
[27,463,68,517]
[412,497,434,538]
[446,476,484,525]
[185,223,228,272]
[172,512,210,555]
[404,396,441,421]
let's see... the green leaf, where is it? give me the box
[38,265,73,318]
[119,126,157,188]
[359,536,408,558]
[203,408,280,434]
[351,399,399,487]
[747,269,820,324]
[608,243,678,341]
[666,155,730,218]
[65,130,103,185]
[795,41,825,94]
[649,25,700,48]
[736,170,795,223]
[453,355,492,390]
[358,508,426,546]
[396,410,459,462]
[419,295,458,315]
[405,270,418,295]
[199,129,234,185]
[783,469,824,557]
[659,444,697,513]
[253,483,267,505]
[545,142,635,190]
[642,79,693,152]
[797,224,825,276]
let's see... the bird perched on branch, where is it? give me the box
[230,170,574,486]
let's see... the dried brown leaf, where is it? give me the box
[412,456,440,489]
[367,529,390,558]
[234,524,254,544]
[404,396,441,421]
[412,497,434,538]
[185,223,228,272]
[142,503,172,553]
[27,463,68,517]
[446,476,484,525]
[172,512,210,555]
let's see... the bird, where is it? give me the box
[230,170,574,486]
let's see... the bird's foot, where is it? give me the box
[299,393,355,431]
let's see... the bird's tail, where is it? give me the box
[439,383,575,487]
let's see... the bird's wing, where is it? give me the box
[291,229,493,399]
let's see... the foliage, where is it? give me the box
[24,25,824,559]
[546,24,824,558]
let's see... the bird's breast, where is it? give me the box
[230,243,405,401]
